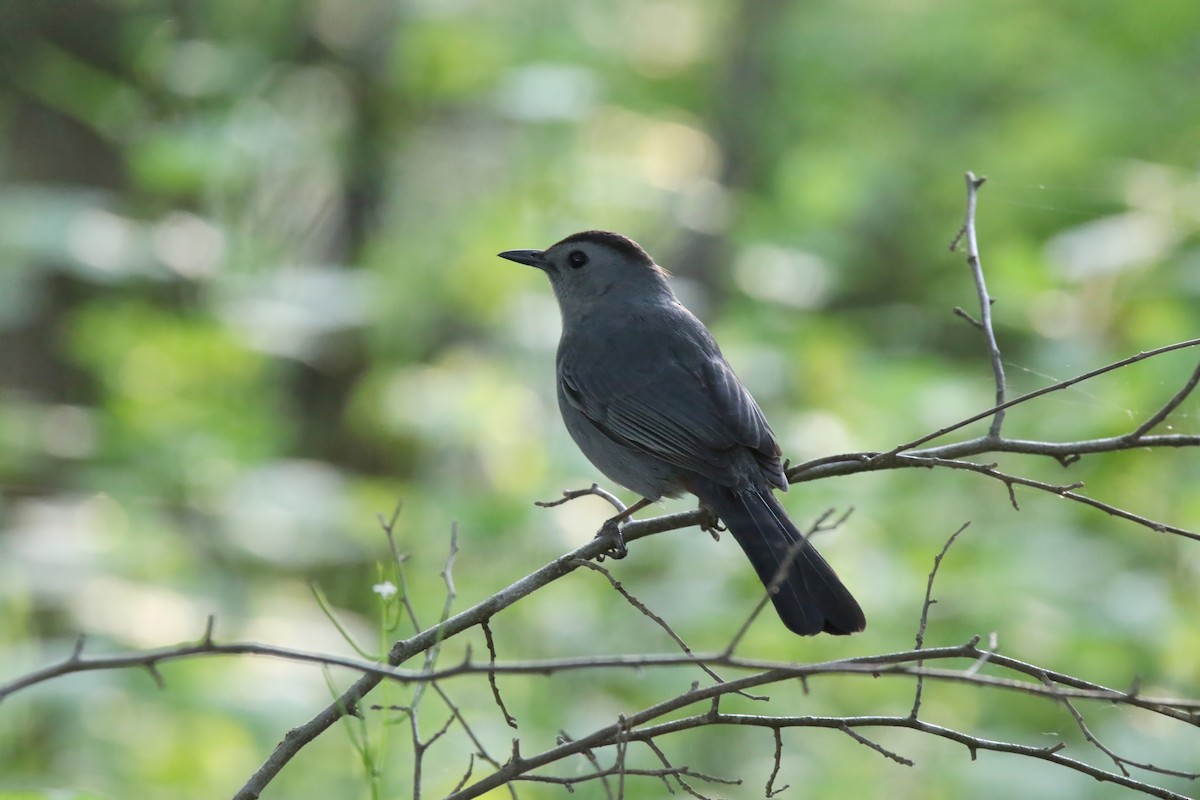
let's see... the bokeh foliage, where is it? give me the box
[1,0,1198,798]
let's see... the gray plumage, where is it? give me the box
[499,231,865,636]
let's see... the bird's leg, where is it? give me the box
[594,497,653,561]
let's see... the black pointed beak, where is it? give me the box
[497,249,550,270]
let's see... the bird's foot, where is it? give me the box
[699,506,725,541]
[593,518,629,561]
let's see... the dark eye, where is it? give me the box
[567,250,588,269]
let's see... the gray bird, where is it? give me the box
[499,231,865,636]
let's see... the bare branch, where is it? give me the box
[1056,691,1200,780]
[642,734,735,799]
[913,522,969,653]
[950,172,1007,437]
[557,729,616,799]
[838,723,915,767]
[785,431,1200,545]
[536,483,628,514]
[673,713,1191,800]
[573,558,744,694]
[481,619,516,729]
[765,727,788,797]
[911,522,970,717]
[395,681,511,784]
[15,634,1199,720]
[952,305,983,329]
[10,616,1196,800]
[964,632,998,676]
[1127,358,1200,440]
[879,337,1200,458]
[230,526,647,799]
[897,455,1200,542]
[450,753,476,796]
[434,635,1198,799]
[380,504,423,634]
[408,524,464,746]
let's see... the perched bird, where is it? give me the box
[499,231,864,636]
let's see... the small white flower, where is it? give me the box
[372,581,398,600]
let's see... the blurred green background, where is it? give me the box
[2,0,1198,798]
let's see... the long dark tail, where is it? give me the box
[691,478,865,636]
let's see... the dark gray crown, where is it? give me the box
[552,230,654,266]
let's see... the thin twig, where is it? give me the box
[409,525,462,724]
[379,504,423,634]
[765,727,788,797]
[614,714,629,798]
[790,450,1200,543]
[1127,358,1200,440]
[911,522,970,717]
[573,559,744,694]
[951,172,1007,437]
[1055,691,1200,780]
[723,509,845,655]
[964,632,998,676]
[557,729,616,799]
[536,483,628,514]
[511,765,733,791]
[642,736,721,799]
[839,723,915,766]
[875,338,1200,459]
[481,620,516,729]
[426,682,511,786]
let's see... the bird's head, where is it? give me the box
[498,230,673,319]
